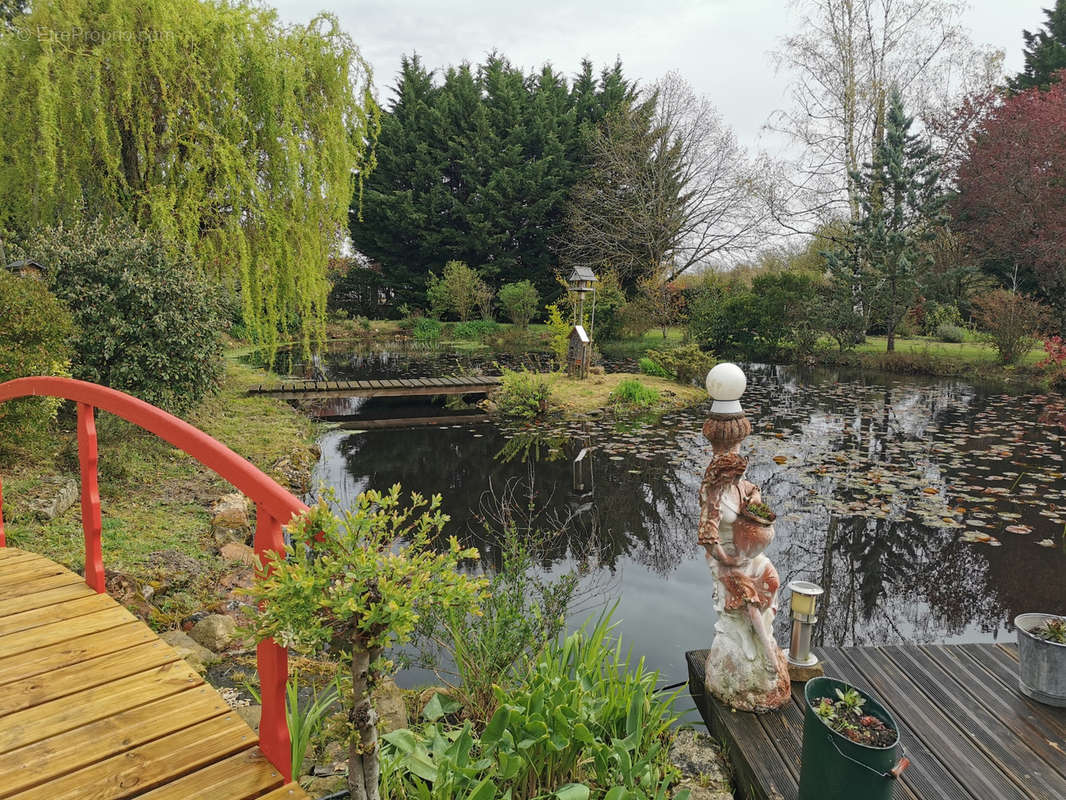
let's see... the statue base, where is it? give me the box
[704,638,791,713]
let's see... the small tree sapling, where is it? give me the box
[245,486,486,800]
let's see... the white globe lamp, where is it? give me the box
[705,362,746,415]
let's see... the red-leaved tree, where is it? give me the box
[953,76,1066,306]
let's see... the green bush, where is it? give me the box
[0,272,74,453]
[19,217,226,413]
[412,317,442,342]
[609,378,661,409]
[497,280,541,328]
[427,261,487,321]
[638,357,671,378]
[921,301,965,336]
[645,344,715,386]
[380,611,685,800]
[495,368,551,419]
[934,323,968,343]
[451,320,499,340]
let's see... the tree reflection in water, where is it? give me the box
[309,362,1066,676]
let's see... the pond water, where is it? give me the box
[257,342,1066,687]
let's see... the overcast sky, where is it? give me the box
[272,0,1042,153]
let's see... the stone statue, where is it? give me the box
[698,364,790,713]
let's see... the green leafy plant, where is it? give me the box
[609,379,661,409]
[427,261,487,321]
[245,487,486,800]
[638,357,671,379]
[498,281,541,329]
[644,345,715,386]
[545,303,570,365]
[1032,617,1066,644]
[495,368,552,420]
[246,673,340,778]
[412,317,443,342]
[451,320,500,340]
[19,217,226,413]
[380,610,688,800]
[813,686,894,747]
[0,270,74,454]
[742,501,775,524]
[934,323,968,343]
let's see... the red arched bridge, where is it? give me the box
[0,377,310,799]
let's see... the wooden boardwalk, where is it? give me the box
[687,643,1066,800]
[250,376,501,400]
[0,548,309,800]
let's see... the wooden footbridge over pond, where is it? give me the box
[688,643,1066,800]
[249,375,501,401]
[0,377,310,800]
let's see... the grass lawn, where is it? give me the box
[546,371,704,415]
[600,327,686,357]
[847,335,1046,366]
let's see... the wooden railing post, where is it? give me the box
[253,504,292,781]
[77,403,105,593]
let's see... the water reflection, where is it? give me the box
[308,358,1066,682]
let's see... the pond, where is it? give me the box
[257,342,1066,687]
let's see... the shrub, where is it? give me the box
[610,378,660,409]
[558,269,627,342]
[638,357,671,378]
[451,320,499,340]
[497,280,540,328]
[427,261,486,321]
[412,317,442,342]
[475,282,495,321]
[645,344,715,386]
[545,303,570,365]
[921,301,965,336]
[496,368,551,419]
[19,217,226,413]
[245,488,486,800]
[380,611,685,800]
[0,271,74,453]
[935,323,968,343]
[971,289,1051,364]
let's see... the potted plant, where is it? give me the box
[732,500,776,548]
[1015,613,1066,707]
[797,677,908,800]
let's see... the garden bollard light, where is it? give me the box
[785,580,825,667]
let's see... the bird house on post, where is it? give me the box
[566,267,598,379]
[567,325,591,379]
[4,259,47,281]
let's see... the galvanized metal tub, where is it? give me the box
[1015,613,1066,707]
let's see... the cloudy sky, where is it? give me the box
[272,0,1042,152]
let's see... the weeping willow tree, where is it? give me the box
[0,0,379,353]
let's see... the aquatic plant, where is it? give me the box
[496,368,552,419]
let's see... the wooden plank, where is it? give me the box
[883,645,1066,798]
[842,645,1028,799]
[920,645,1066,781]
[0,639,178,717]
[0,571,84,602]
[955,644,1066,739]
[0,549,40,565]
[256,783,312,800]
[337,414,491,430]
[14,713,254,800]
[133,747,284,800]
[0,621,155,686]
[0,581,94,617]
[0,559,69,588]
[0,605,136,659]
[0,686,228,797]
[0,659,202,753]
[0,592,114,637]
[817,648,971,800]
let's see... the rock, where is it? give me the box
[270,445,320,494]
[303,776,346,797]
[212,492,251,528]
[188,613,237,652]
[24,476,78,521]
[236,704,261,732]
[374,678,407,733]
[417,685,454,715]
[219,542,258,567]
[160,629,219,672]
[145,549,205,590]
[669,729,732,798]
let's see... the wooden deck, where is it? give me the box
[250,376,501,400]
[0,548,309,800]
[687,643,1066,800]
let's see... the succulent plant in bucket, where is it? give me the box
[1015,613,1066,707]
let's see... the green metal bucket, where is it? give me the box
[797,677,908,800]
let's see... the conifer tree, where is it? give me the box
[851,88,946,352]
[1009,0,1066,93]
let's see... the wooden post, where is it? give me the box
[77,403,105,593]
[253,505,292,781]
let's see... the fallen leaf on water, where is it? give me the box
[1005,524,1032,535]
[773,456,787,464]
[1037,538,1056,548]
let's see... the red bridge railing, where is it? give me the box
[0,376,308,781]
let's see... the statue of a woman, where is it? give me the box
[699,370,790,712]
